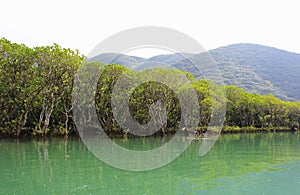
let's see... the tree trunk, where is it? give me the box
[42,93,55,136]
[16,111,28,137]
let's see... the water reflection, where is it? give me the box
[0,133,300,194]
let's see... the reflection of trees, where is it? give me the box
[36,141,54,181]
[187,133,300,188]
[2,133,300,194]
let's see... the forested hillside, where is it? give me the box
[209,43,300,101]
[92,44,300,101]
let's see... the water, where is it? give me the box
[1,133,300,194]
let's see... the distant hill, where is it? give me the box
[89,53,145,67]
[209,43,300,101]
[89,43,300,101]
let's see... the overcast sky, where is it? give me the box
[1,0,299,57]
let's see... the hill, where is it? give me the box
[209,43,300,101]
[89,43,300,101]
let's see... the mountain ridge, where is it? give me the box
[89,43,300,101]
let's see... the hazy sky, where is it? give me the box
[1,0,299,57]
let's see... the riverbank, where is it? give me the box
[221,126,296,134]
[0,126,297,139]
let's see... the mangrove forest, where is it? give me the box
[1,38,300,138]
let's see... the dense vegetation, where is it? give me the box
[1,38,300,137]
[0,38,84,137]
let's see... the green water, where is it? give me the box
[1,133,300,194]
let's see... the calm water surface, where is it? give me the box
[1,133,300,194]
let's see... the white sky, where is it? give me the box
[1,0,300,58]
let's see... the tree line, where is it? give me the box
[1,38,300,137]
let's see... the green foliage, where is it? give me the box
[0,38,36,135]
[0,38,84,137]
[95,63,128,132]
[225,86,300,131]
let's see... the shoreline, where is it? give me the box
[0,126,297,139]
